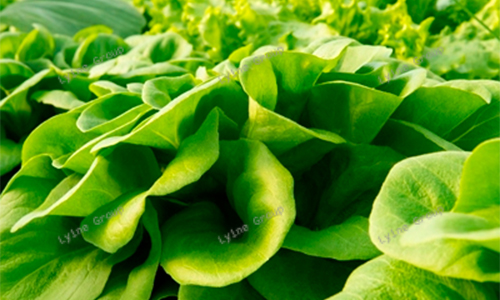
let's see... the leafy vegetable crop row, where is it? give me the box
[0,0,499,300]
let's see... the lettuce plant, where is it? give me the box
[0,1,499,299]
[1,26,499,300]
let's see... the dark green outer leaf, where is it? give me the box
[13,145,160,231]
[179,281,264,300]
[283,216,381,260]
[392,81,493,137]
[0,137,22,175]
[0,0,145,38]
[311,144,405,229]
[306,82,403,144]
[0,68,52,137]
[444,81,500,151]
[248,249,356,300]
[0,59,34,90]
[373,118,462,157]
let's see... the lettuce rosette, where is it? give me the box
[0,34,499,300]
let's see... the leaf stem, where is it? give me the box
[0,85,9,96]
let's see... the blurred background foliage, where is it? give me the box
[0,0,498,78]
[123,0,499,80]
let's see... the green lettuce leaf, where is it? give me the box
[248,249,357,300]
[306,82,403,144]
[328,255,498,299]
[0,155,142,300]
[369,140,499,282]
[283,216,381,260]
[178,280,264,300]
[160,139,295,287]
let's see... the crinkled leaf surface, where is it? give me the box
[369,144,499,282]
[57,110,150,174]
[328,255,498,300]
[148,108,234,196]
